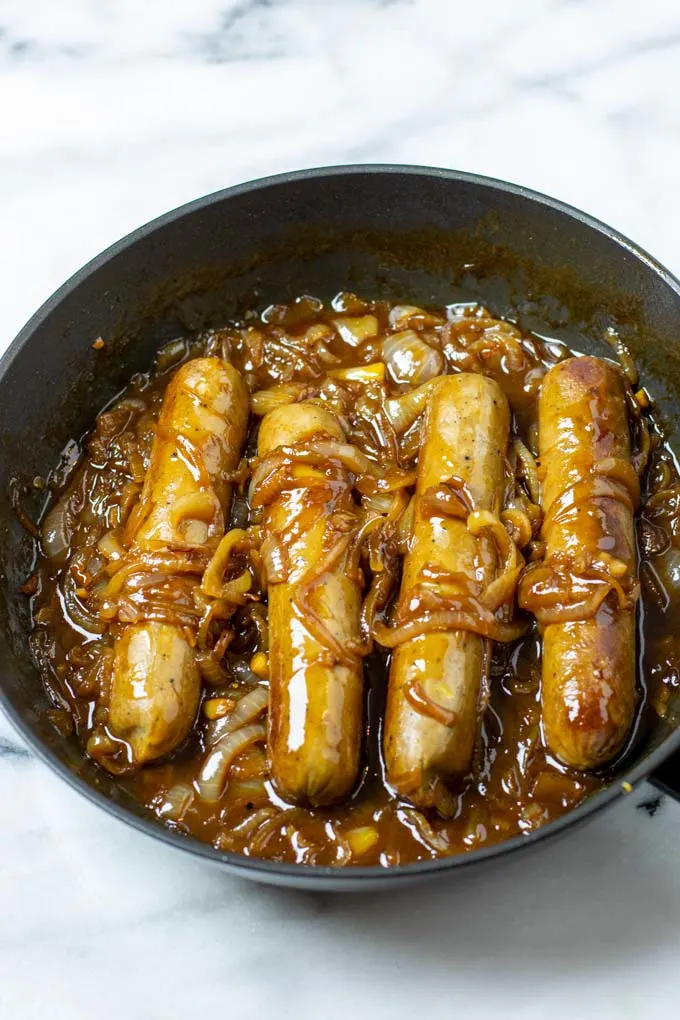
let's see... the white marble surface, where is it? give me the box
[2,1,680,1017]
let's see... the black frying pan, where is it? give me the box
[2,166,680,891]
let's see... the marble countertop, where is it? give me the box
[2,1,680,1017]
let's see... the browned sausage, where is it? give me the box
[524,356,638,769]
[108,358,249,765]
[257,402,364,806]
[383,374,511,811]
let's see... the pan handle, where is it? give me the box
[649,753,680,801]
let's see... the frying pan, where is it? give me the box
[1,165,680,891]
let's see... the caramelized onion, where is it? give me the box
[249,440,351,508]
[594,457,641,510]
[249,810,299,854]
[195,592,222,648]
[603,328,638,387]
[250,382,310,416]
[357,468,417,495]
[467,510,524,612]
[332,315,379,348]
[388,305,444,331]
[196,650,230,686]
[295,438,376,478]
[405,679,458,727]
[633,417,651,477]
[169,490,221,546]
[374,606,527,646]
[360,556,398,649]
[362,492,396,515]
[41,498,73,565]
[222,806,278,845]
[228,778,268,805]
[121,570,175,593]
[398,807,451,853]
[206,685,269,745]
[382,330,443,386]
[519,577,612,624]
[119,434,146,485]
[294,533,362,665]
[443,319,528,375]
[645,484,680,512]
[103,551,207,596]
[395,491,417,550]
[158,782,194,822]
[61,571,105,635]
[201,528,259,601]
[197,722,267,803]
[518,555,639,624]
[469,323,527,371]
[399,420,424,464]
[106,597,200,628]
[501,508,533,549]
[123,490,151,545]
[543,476,638,534]
[512,437,541,504]
[329,363,385,384]
[97,530,126,562]
[420,478,474,520]
[236,603,269,654]
[250,462,337,510]
[384,378,438,434]
[345,513,383,580]
[260,533,289,584]
[251,437,413,508]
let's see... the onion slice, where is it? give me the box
[42,497,74,564]
[205,685,269,745]
[328,363,385,384]
[198,721,267,803]
[512,437,541,504]
[398,807,452,853]
[157,782,194,822]
[374,606,527,646]
[384,378,438,434]
[251,382,310,416]
[467,510,524,612]
[201,528,258,601]
[518,555,640,624]
[332,315,379,347]
[382,331,443,386]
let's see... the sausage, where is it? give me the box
[109,621,201,763]
[384,374,511,811]
[108,358,249,764]
[533,356,637,769]
[257,402,363,805]
[133,358,249,552]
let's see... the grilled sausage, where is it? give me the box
[108,358,249,764]
[258,402,363,805]
[533,356,637,769]
[384,374,511,811]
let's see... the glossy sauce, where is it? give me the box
[26,294,680,867]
